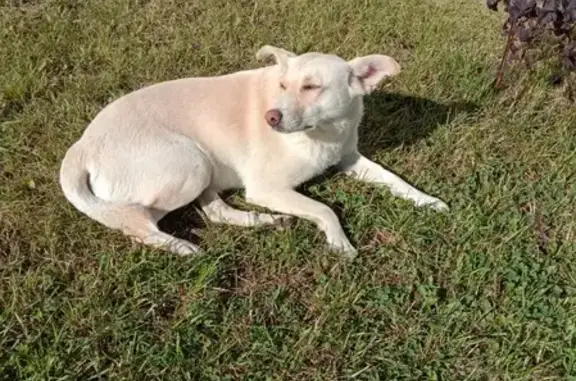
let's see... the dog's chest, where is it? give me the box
[285,136,344,185]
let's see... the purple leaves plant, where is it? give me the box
[487,0,576,90]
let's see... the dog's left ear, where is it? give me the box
[256,45,296,71]
[348,55,401,95]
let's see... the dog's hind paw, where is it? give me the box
[271,214,296,231]
[166,237,202,256]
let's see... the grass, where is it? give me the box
[2,0,576,379]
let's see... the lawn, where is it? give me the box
[2,0,576,379]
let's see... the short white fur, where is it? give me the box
[59,45,448,258]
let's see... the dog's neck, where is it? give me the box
[312,96,364,138]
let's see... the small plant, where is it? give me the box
[487,0,576,89]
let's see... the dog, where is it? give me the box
[59,45,448,258]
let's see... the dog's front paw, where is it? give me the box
[429,199,449,212]
[416,197,449,212]
[327,237,358,259]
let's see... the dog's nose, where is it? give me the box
[265,109,282,127]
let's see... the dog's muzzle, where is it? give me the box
[264,109,313,133]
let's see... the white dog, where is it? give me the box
[59,45,448,258]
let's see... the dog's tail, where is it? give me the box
[59,142,156,237]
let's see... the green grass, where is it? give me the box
[2,0,576,379]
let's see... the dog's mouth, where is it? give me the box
[272,124,313,134]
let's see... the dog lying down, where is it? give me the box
[59,45,448,258]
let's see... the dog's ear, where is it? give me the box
[256,45,296,70]
[348,55,401,95]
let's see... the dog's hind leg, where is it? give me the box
[60,140,201,256]
[84,133,213,255]
[101,204,200,256]
[197,189,291,227]
[128,223,200,256]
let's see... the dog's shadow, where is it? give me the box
[358,91,477,155]
[159,91,478,242]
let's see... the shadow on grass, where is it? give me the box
[358,90,478,155]
[301,91,478,189]
[159,91,478,243]
[308,91,478,239]
[158,205,205,244]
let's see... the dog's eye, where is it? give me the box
[301,84,320,91]
[279,83,287,90]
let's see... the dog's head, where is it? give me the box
[256,45,401,134]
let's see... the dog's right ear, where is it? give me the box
[348,55,401,96]
[256,45,296,70]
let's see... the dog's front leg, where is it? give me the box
[245,189,357,258]
[338,152,449,211]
